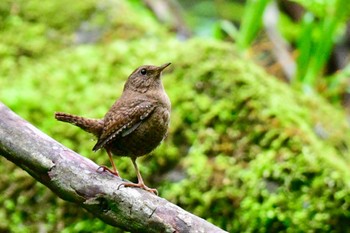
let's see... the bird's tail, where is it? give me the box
[55,112,103,137]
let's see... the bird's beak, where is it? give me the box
[158,63,171,72]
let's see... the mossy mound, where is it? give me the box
[2,38,350,232]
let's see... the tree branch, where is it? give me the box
[0,102,227,233]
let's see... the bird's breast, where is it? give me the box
[108,106,170,157]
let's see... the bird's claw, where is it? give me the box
[96,165,120,177]
[118,182,158,195]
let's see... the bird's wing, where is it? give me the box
[92,99,156,151]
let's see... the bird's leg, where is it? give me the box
[97,149,119,177]
[122,157,158,195]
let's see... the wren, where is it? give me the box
[55,63,171,194]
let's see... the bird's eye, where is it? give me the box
[140,69,147,75]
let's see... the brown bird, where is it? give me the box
[55,63,171,194]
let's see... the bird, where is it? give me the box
[55,63,171,194]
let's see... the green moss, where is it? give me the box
[2,37,350,232]
[0,0,166,63]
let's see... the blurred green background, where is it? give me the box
[1,0,350,232]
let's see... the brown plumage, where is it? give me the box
[55,63,171,194]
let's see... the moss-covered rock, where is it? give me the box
[1,0,350,232]
[0,0,166,59]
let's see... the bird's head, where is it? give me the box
[123,63,171,93]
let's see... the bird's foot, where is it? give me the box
[119,182,158,195]
[97,165,120,177]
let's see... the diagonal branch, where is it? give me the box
[0,102,227,233]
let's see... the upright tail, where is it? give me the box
[55,112,104,137]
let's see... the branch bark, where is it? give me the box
[0,102,227,233]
